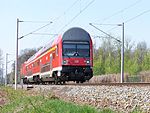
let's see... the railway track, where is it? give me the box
[9,82,150,90]
[24,82,150,89]
[64,82,150,86]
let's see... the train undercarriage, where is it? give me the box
[22,66,93,85]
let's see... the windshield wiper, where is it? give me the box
[63,53,70,58]
[73,52,79,57]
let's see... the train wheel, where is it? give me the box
[23,78,27,84]
[63,81,66,84]
[76,81,79,83]
[41,78,45,85]
[80,81,84,83]
[54,75,58,85]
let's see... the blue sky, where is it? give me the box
[0,0,150,66]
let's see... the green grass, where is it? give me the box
[0,86,115,113]
[0,86,142,113]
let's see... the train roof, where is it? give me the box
[62,27,91,42]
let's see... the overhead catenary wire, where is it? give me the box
[98,0,142,23]
[18,21,53,39]
[90,23,121,26]
[41,0,81,38]
[20,1,81,40]
[64,0,81,14]
[31,33,58,36]
[53,0,80,22]
[107,9,150,32]
[90,0,144,32]
[91,35,107,39]
[57,0,95,33]
[45,0,95,40]
[125,9,150,23]
[18,20,53,23]
[89,23,121,43]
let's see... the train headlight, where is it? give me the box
[86,60,90,64]
[63,60,68,65]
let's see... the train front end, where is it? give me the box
[61,27,93,83]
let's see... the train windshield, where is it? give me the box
[63,42,90,57]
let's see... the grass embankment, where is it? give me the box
[0,86,114,113]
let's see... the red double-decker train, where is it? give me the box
[20,27,93,84]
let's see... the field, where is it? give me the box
[0,86,115,113]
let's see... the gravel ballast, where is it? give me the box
[30,85,150,113]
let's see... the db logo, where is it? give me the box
[74,60,79,63]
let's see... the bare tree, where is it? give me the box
[0,49,4,84]
[9,48,38,83]
[136,41,147,64]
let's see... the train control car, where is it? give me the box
[20,27,93,84]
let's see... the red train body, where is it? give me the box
[20,27,93,84]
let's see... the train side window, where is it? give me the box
[52,52,55,59]
[37,60,40,66]
[56,45,58,56]
[33,63,35,67]
[50,54,52,60]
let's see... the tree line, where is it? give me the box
[93,38,150,76]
